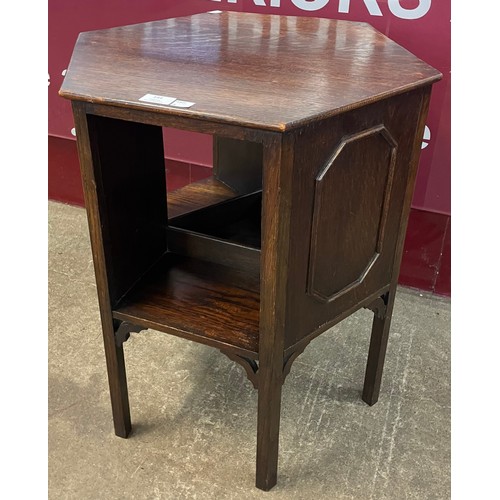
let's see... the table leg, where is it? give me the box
[103,326,131,438]
[256,357,283,491]
[255,134,291,490]
[362,290,396,406]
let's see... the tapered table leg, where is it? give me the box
[256,361,283,491]
[103,331,131,438]
[362,291,396,406]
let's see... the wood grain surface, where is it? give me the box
[167,177,237,219]
[113,254,261,357]
[60,12,441,131]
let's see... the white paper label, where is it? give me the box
[138,94,195,108]
[139,94,176,105]
[170,100,196,108]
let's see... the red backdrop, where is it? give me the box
[48,0,450,295]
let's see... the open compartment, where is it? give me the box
[109,130,264,356]
[113,253,260,357]
[165,135,263,273]
[167,135,263,219]
[169,191,261,248]
[167,192,262,274]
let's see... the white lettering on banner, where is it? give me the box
[388,0,431,20]
[291,0,329,11]
[209,0,432,19]
[338,0,382,16]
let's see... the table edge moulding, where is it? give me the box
[59,11,442,491]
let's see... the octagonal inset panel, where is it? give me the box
[307,125,397,302]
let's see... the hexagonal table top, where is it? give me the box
[59,11,441,131]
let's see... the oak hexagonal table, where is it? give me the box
[59,11,441,491]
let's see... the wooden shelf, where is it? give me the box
[167,177,238,219]
[113,253,260,357]
[170,191,262,248]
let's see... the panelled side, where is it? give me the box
[284,89,428,350]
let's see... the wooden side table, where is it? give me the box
[59,12,441,491]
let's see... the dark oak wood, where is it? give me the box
[307,125,397,303]
[71,102,132,439]
[84,100,272,141]
[213,136,263,194]
[60,12,440,131]
[61,12,441,492]
[114,320,147,348]
[363,89,433,406]
[168,191,262,272]
[221,351,259,390]
[365,295,388,320]
[282,89,428,351]
[362,291,392,406]
[283,285,390,360]
[220,341,311,392]
[113,254,261,358]
[167,177,237,219]
[167,227,260,274]
[169,191,261,248]
[255,133,295,490]
[84,113,168,306]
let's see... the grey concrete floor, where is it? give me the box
[48,201,450,499]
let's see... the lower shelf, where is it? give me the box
[113,253,260,357]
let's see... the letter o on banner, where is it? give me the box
[291,0,329,12]
[388,0,432,20]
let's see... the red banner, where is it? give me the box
[207,0,450,214]
[49,0,450,215]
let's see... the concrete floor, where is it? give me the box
[48,201,450,499]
